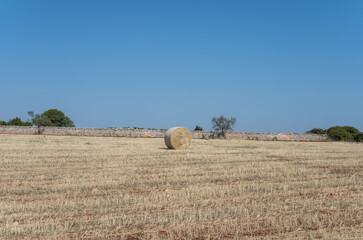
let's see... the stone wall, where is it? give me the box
[191,130,329,141]
[0,126,166,138]
[0,126,329,141]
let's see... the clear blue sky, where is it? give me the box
[1,0,362,132]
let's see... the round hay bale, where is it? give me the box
[164,127,192,150]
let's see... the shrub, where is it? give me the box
[327,126,355,142]
[194,125,204,131]
[7,117,23,126]
[307,126,362,142]
[7,117,31,126]
[327,126,357,135]
[0,120,7,125]
[342,126,360,135]
[307,128,327,134]
[354,133,363,142]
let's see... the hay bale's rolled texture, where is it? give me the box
[164,127,192,150]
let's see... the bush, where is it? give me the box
[307,128,327,134]
[0,120,7,125]
[7,117,31,126]
[308,126,361,142]
[342,126,360,135]
[7,117,23,126]
[327,126,355,142]
[194,125,204,131]
[354,133,363,142]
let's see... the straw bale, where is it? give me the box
[164,127,192,150]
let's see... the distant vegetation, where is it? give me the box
[0,117,32,126]
[194,125,204,131]
[212,115,236,137]
[1,109,75,127]
[355,133,363,142]
[307,128,327,135]
[307,126,362,142]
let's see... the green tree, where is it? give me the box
[27,111,53,127]
[327,126,355,142]
[354,133,363,142]
[341,126,360,135]
[28,109,75,127]
[0,120,7,125]
[42,109,75,127]
[194,125,204,131]
[8,117,23,126]
[7,117,31,126]
[211,115,236,136]
[306,128,327,134]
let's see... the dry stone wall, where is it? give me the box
[192,131,329,141]
[0,126,165,138]
[0,126,329,141]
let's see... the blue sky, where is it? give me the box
[1,0,362,132]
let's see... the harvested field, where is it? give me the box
[0,134,362,239]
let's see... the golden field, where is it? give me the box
[0,134,362,239]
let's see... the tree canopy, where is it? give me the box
[194,125,204,131]
[6,117,31,126]
[28,109,75,127]
[211,115,236,136]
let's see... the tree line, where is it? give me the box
[0,109,75,127]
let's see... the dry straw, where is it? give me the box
[164,127,192,149]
